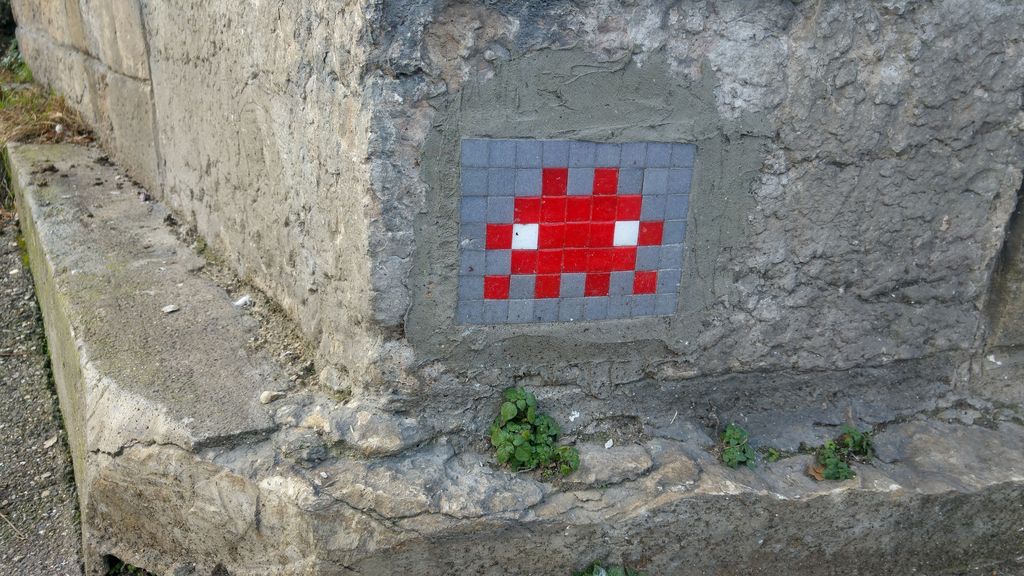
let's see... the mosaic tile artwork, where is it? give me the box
[456,139,695,324]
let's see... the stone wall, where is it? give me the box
[14,1,1024,442]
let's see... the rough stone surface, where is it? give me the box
[10,143,1024,575]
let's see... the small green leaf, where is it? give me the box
[500,402,517,422]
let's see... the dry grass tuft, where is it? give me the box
[0,84,92,146]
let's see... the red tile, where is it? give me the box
[587,248,614,272]
[540,196,567,222]
[611,247,637,271]
[534,274,561,298]
[638,221,664,245]
[592,196,617,221]
[589,222,615,247]
[618,195,642,220]
[538,223,565,248]
[484,275,510,299]
[514,197,541,223]
[585,272,610,296]
[537,249,562,274]
[563,248,588,272]
[485,223,513,249]
[633,270,658,294]
[542,167,568,196]
[593,168,619,195]
[511,250,537,274]
[566,197,592,222]
[564,223,590,247]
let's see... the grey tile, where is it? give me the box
[461,139,490,167]
[458,276,484,301]
[637,246,660,270]
[663,220,687,244]
[654,294,677,316]
[609,271,633,296]
[486,250,511,275]
[461,168,488,196]
[460,197,487,223]
[607,295,630,318]
[647,143,672,167]
[671,143,696,168]
[668,168,693,194]
[459,251,486,276]
[460,222,486,250]
[488,168,516,196]
[543,141,569,167]
[660,246,684,270]
[631,294,655,317]
[618,168,644,194]
[657,268,682,293]
[509,274,535,299]
[487,196,514,222]
[457,300,483,324]
[483,300,509,323]
[489,140,516,167]
[559,298,584,322]
[569,141,596,167]
[515,169,542,196]
[516,141,542,167]
[584,297,609,321]
[595,143,621,166]
[641,194,667,220]
[642,168,669,195]
[533,300,558,322]
[621,142,647,167]
[664,194,689,219]
[568,168,595,196]
[508,299,534,323]
[561,273,587,297]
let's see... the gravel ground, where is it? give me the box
[0,205,83,575]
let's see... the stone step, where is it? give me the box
[9,141,1024,575]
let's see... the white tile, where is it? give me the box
[613,220,639,246]
[512,223,539,249]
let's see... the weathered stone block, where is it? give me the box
[79,0,149,80]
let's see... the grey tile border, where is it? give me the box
[485,250,511,275]
[654,294,677,316]
[458,275,484,301]
[460,196,487,223]
[569,141,596,167]
[516,141,542,167]
[664,194,689,219]
[660,246,684,270]
[489,140,517,167]
[621,142,647,167]
[460,222,486,250]
[618,168,644,194]
[533,300,559,322]
[667,168,693,194]
[646,143,672,167]
[508,299,535,323]
[657,268,682,293]
[663,220,687,244]
[631,294,655,316]
[607,295,630,318]
[561,273,586,297]
[583,296,609,320]
[567,168,595,196]
[483,300,509,323]
[595,143,621,166]
[542,141,569,166]
[509,274,535,299]
[461,168,488,196]
[671,143,695,168]
[642,168,669,195]
[640,194,667,220]
[459,250,486,275]
[515,169,542,196]
[488,168,516,196]
[461,139,489,167]
[487,195,514,222]
[609,271,633,296]
[457,300,484,324]
[559,297,584,321]
[636,246,660,270]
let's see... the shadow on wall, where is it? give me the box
[0,1,13,50]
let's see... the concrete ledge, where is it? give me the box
[10,142,1024,575]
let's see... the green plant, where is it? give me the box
[808,425,874,481]
[765,447,782,463]
[574,562,648,576]
[489,387,579,476]
[720,423,756,469]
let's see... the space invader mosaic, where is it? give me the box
[456,138,695,325]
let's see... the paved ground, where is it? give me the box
[0,203,82,575]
